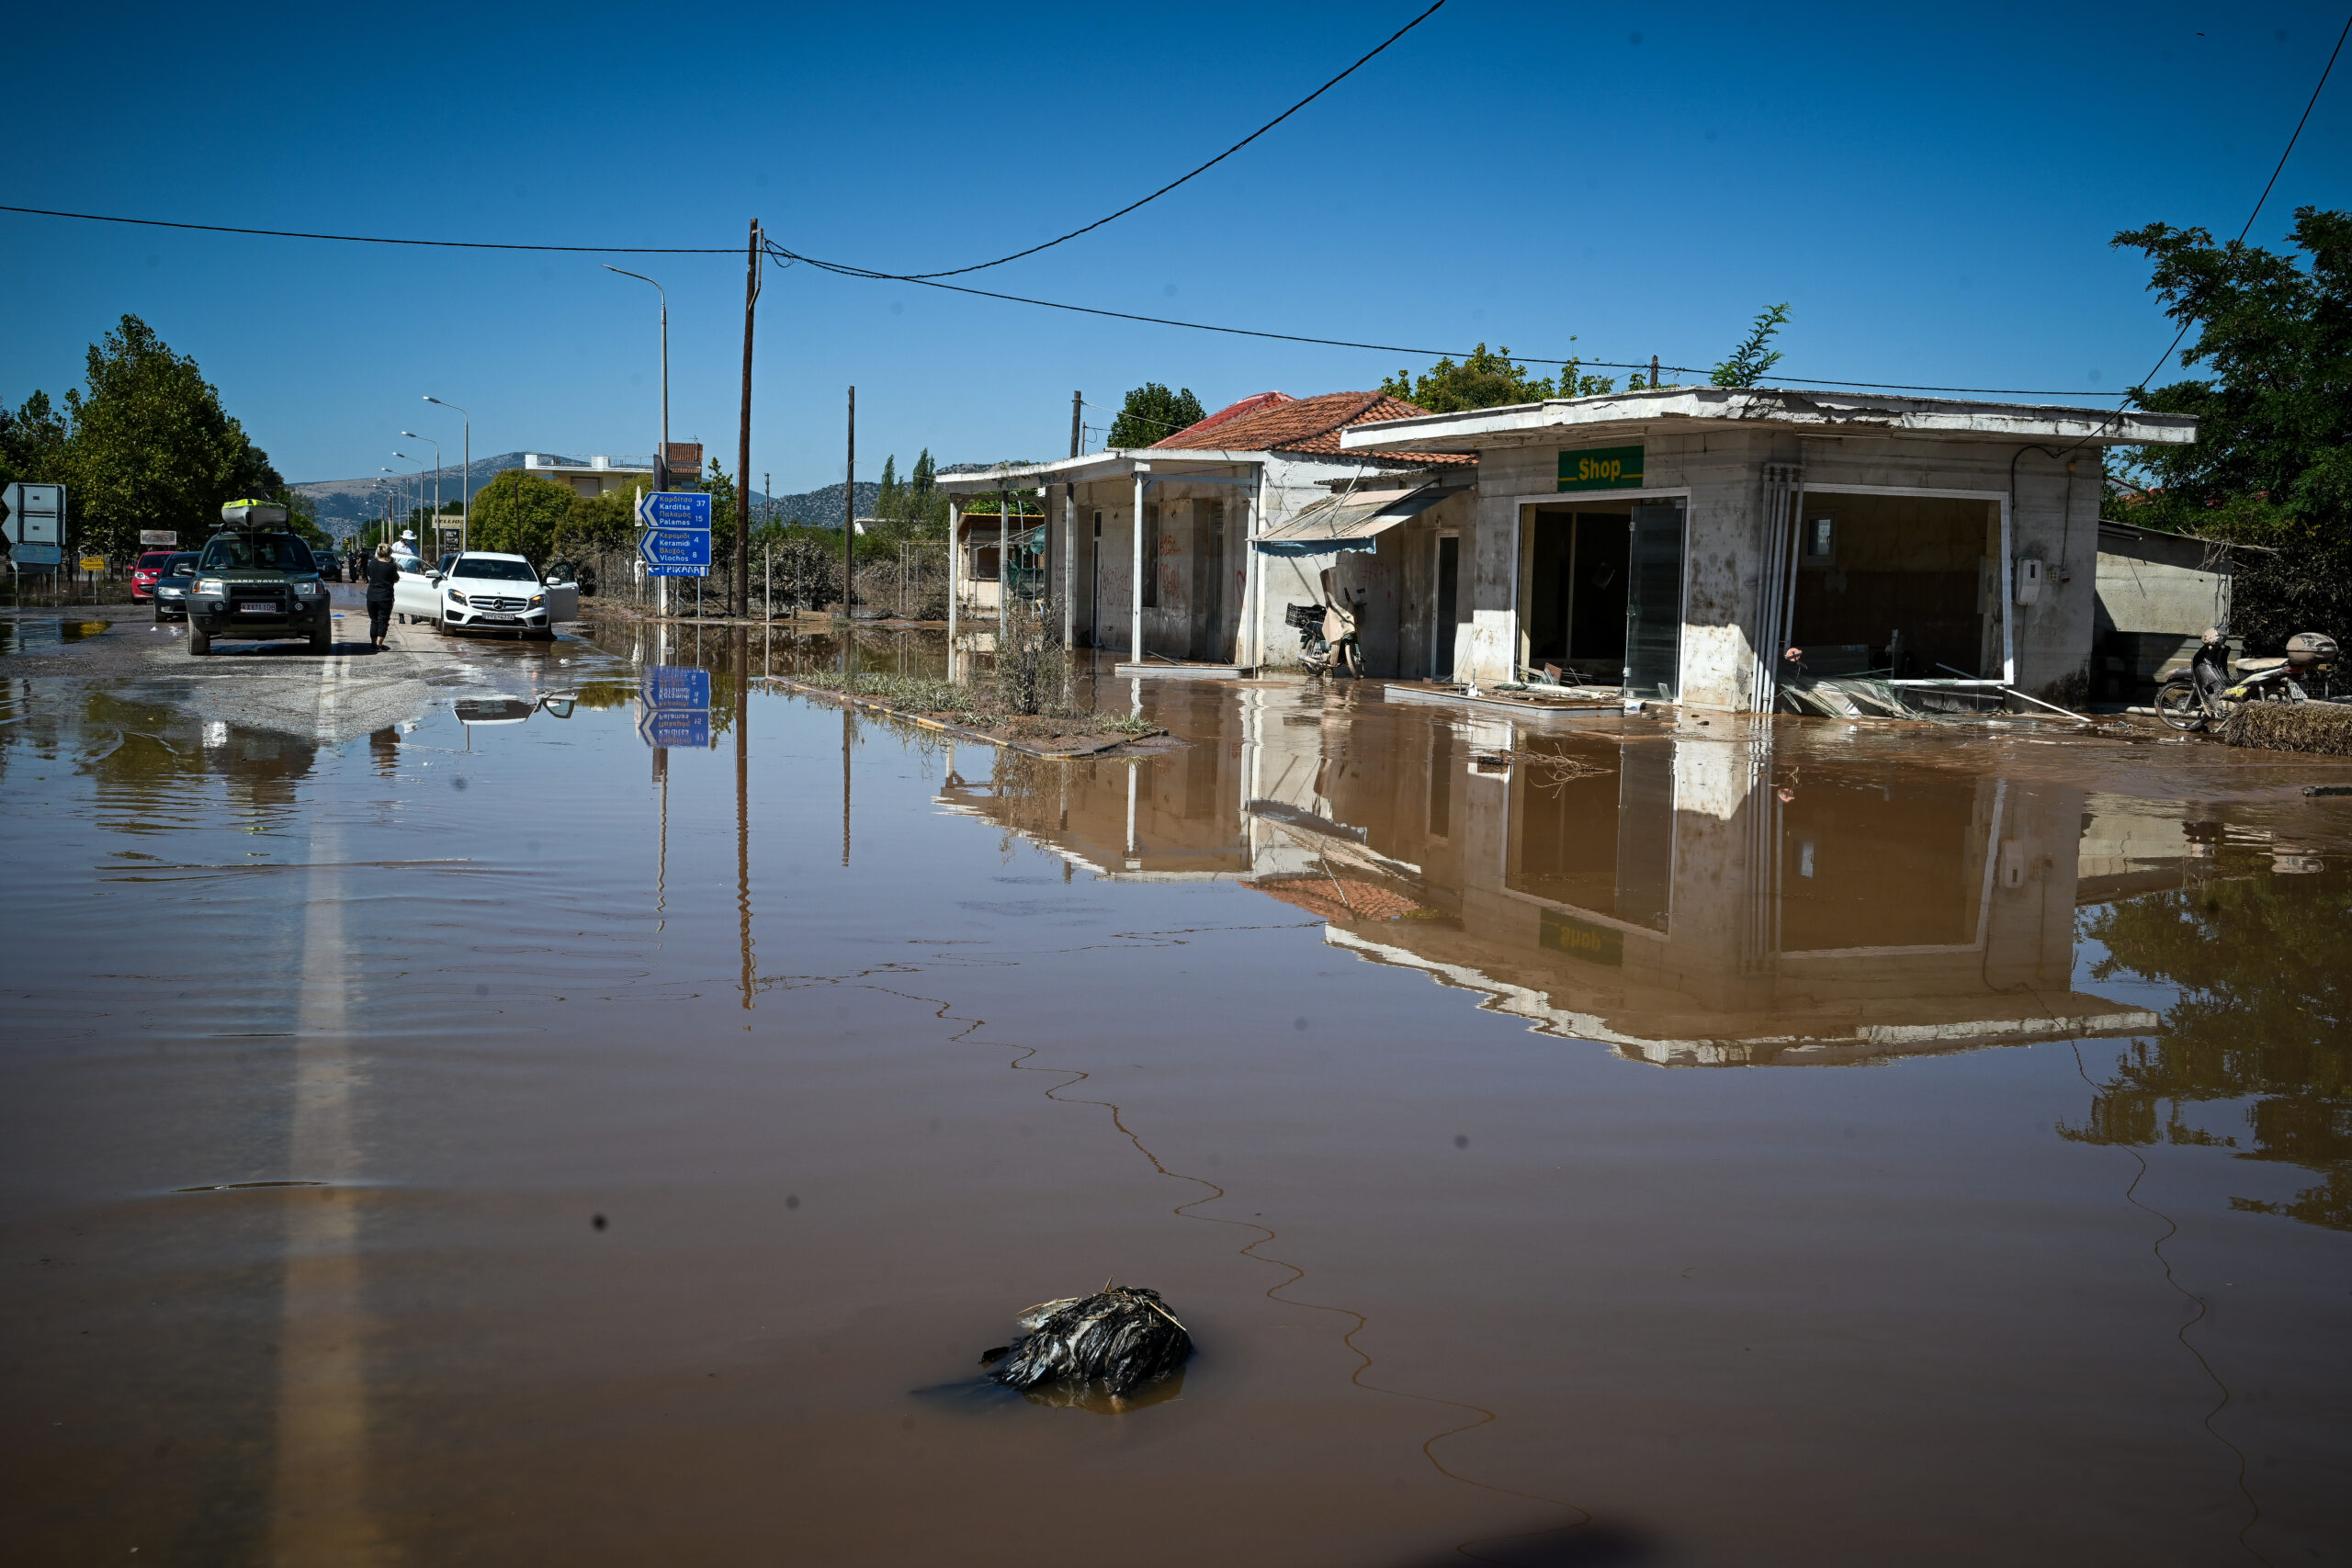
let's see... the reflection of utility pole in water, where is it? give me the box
[735,631,753,1010]
[652,620,669,931]
[841,706,854,866]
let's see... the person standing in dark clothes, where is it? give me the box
[364,544,400,649]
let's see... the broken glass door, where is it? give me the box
[1623,502,1686,701]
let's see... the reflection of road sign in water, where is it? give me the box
[639,706,711,748]
[637,663,713,749]
[641,666,712,708]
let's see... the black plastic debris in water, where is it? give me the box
[980,1285,1192,1398]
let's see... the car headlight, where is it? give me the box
[447,589,469,604]
[294,580,322,597]
[528,592,545,606]
[196,578,223,595]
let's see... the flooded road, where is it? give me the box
[4,615,2350,1565]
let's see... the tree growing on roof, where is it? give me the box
[1709,304,1791,388]
[1108,383,1205,448]
[1379,344,1617,412]
[2113,208,2351,648]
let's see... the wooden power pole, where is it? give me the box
[842,387,855,626]
[736,219,763,617]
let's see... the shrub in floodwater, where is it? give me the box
[980,1284,1192,1397]
[993,595,1066,716]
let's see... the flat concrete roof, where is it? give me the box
[1337,385,2199,453]
[936,450,1267,493]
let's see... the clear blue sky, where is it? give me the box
[4,0,2346,492]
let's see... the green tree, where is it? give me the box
[469,468,574,565]
[1381,344,1618,412]
[1710,304,1791,388]
[555,488,637,557]
[2111,208,2351,647]
[19,316,281,557]
[1108,383,1205,447]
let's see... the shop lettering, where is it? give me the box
[1556,444,1645,491]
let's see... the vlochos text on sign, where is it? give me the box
[1556,445,1645,492]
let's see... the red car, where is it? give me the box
[130,549,178,601]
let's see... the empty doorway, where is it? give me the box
[1521,506,1632,682]
[1431,534,1460,678]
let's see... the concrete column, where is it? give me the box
[1061,484,1076,650]
[1130,466,1148,663]
[946,496,960,682]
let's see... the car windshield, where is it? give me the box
[137,552,175,570]
[165,554,198,575]
[198,534,317,573]
[452,557,537,581]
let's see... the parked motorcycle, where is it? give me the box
[2157,628,2340,731]
[1286,596,1363,679]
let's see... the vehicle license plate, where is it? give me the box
[480,614,518,624]
[238,603,277,615]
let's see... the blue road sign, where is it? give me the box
[637,491,712,530]
[641,665,712,708]
[639,527,712,570]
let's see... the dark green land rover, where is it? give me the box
[186,500,334,656]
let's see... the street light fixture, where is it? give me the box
[401,431,441,548]
[393,455,429,556]
[605,265,671,618]
[423,396,471,551]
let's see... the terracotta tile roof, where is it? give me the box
[1170,390,1295,440]
[1150,389,1473,467]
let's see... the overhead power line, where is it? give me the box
[2130,7,2350,397]
[878,0,1447,278]
[763,239,2121,398]
[0,203,737,252]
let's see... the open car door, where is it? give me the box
[542,561,581,623]
[393,558,440,623]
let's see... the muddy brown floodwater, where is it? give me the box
[4,618,2350,1566]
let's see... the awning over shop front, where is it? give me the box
[1253,484,1464,556]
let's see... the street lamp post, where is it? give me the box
[423,396,470,551]
[605,266,670,619]
[401,431,441,551]
[393,456,428,557]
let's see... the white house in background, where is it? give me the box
[938,390,1475,675]
[522,453,655,499]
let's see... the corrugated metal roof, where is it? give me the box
[1255,483,1465,555]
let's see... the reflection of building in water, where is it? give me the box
[941,696,2156,1066]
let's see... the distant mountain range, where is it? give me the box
[291,451,905,535]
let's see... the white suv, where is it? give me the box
[397,552,580,638]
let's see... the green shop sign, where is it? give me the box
[1557,444,1645,491]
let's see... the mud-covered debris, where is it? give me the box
[981,1284,1192,1396]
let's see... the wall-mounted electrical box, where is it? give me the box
[2014,555,2044,605]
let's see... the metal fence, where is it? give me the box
[563,539,951,622]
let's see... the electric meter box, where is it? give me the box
[2013,555,2044,606]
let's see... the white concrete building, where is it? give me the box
[522,453,654,499]
[1337,387,2198,709]
[938,391,1476,675]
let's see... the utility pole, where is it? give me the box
[842,387,855,633]
[1065,390,1080,653]
[1650,354,1660,389]
[737,218,762,619]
